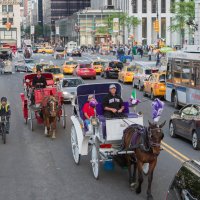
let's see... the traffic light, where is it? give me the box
[153,19,159,33]
[5,22,11,31]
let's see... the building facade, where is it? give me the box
[43,0,91,37]
[195,0,200,45]
[0,0,21,47]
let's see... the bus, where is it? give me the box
[166,51,200,108]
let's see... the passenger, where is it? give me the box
[103,84,126,118]
[82,94,96,134]
[0,97,11,133]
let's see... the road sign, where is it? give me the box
[56,26,60,35]
[31,26,35,34]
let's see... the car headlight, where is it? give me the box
[63,91,69,95]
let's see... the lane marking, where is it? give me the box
[161,141,190,161]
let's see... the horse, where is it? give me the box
[123,121,165,200]
[41,95,59,139]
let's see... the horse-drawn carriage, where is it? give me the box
[70,83,143,179]
[20,73,66,136]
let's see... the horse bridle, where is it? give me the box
[47,98,58,116]
[147,127,163,148]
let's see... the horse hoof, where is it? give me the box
[130,182,137,188]
[147,195,153,200]
[52,135,56,139]
[136,187,141,194]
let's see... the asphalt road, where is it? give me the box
[0,53,199,200]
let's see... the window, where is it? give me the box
[142,0,147,13]
[152,0,157,13]
[171,0,175,13]
[132,0,138,13]
[107,0,112,6]
[142,17,147,40]
[8,5,13,12]
[161,0,166,13]
[161,17,166,39]
[2,5,7,12]
[2,18,7,25]
[9,18,13,25]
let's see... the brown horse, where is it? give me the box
[123,121,165,200]
[41,96,59,139]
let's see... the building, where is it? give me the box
[0,0,21,47]
[43,0,91,40]
[91,0,182,46]
[195,0,200,45]
[38,0,43,27]
[55,8,123,46]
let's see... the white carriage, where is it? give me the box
[70,83,143,179]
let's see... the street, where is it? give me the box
[0,53,199,200]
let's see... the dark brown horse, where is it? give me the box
[41,96,59,139]
[123,121,165,200]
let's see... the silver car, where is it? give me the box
[132,61,158,91]
[59,77,84,102]
[15,58,35,72]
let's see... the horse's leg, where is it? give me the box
[127,156,133,186]
[136,160,144,194]
[52,118,56,139]
[146,160,157,200]
[132,160,137,186]
[46,118,50,136]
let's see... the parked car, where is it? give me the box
[63,60,78,75]
[132,61,158,90]
[143,72,166,100]
[15,58,35,72]
[169,104,200,150]
[101,61,123,79]
[166,160,200,199]
[118,65,134,83]
[75,62,96,79]
[92,59,107,75]
[54,47,66,59]
[59,77,84,102]
[71,49,81,57]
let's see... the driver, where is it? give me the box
[103,84,126,118]
[30,68,47,105]
[0,97,11,133]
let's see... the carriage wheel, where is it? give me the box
[71,125,80,165]
[2,126,6,144]
[29,109,33,131]
[62,105,66,129]
[25,118,28,124]
[91,142,99,180]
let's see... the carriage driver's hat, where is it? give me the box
[109,84,116,89]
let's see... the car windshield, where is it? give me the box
[109,62,123,69]
[25,60,34,64]
[45,68,61,74]
[66,61,77,65]
[62,79,82,87]
[56,48,64,52]
[159,74,166,82]
[80,64,91,68]
[145,69,152,75]
[93,62,102,65]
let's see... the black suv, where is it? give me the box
[102,61,123,79]
[167,160,200,200]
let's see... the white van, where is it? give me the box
[65,41,77,56]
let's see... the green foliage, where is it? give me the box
[24,26,30,34]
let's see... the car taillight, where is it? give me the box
[100,144,112,148]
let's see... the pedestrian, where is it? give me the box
[156,52,160,67]
[148,49,152,61]
[140,48,143,58]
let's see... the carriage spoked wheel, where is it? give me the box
[28,109,33,131]
[71,125,80,165]
[91,141,100,180]
[61,104,66,129]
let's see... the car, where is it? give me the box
[54,47,66,59]
[0,48,12,60]
[118,65,134,83]
[59,77,84,102]
[38,46,54,54]
[101,61,123,79]
[143,72,166,100]
[32,46,38,53]
[132,61,158,91]
[92,59,107,75]
[169,104,200,150]
[32,62,49,73]
[166,160,200,199]
[71,48,81,57]
[75,62,96,79]
[44,66,64,81]
[15,58,35,72]
[63,60,78,75]
[0,59,12,74]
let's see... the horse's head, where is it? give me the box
[47,96,58,117]
[148,121,165,156]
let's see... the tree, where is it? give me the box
[170,1,195,46]
[34,24,43,39]
[125,16,140,35]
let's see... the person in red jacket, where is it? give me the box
[82,94,96,134]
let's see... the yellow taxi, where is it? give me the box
[92,60,107,75]
[62,60,78,75]
[118,65,134,83]
[44,65,64,81]
[143,72,166,100]
[38,46,54,54]
[32,62,49,73]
